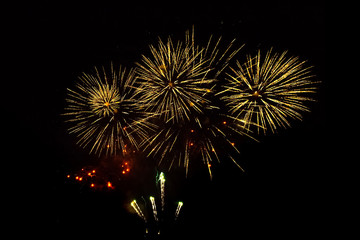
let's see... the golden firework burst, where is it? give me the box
[135,28,240,123]
[219,49,318,133]
[64,64,154,156]
[135,29,244,178]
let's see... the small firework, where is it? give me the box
[64,64,153,156]
[149,196,158,222]
[130,172,184,238]
[131,200,147,222]
[219,49,318,134]
[174,201,183,221]
[159,172,166,211]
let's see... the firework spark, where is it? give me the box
[219,49,318,134]
[136,29,244,177]
[64,64,154,156]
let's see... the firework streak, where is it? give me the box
[131,200,147,222]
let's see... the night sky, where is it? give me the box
[10,1,325,239]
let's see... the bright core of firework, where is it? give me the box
[219,49,318,133]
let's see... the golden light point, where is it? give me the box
[104,101,110,107]
[168,82,174,88]
[252,91,261,98]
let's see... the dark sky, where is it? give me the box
[9,1,325,239]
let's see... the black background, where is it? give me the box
[9,1,325,239]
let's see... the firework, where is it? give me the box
[131,200,147,222]
[136,28,244,177]
[130,172,184,237]
[150,196,158,222]
[159,172,166,211]
[135,27,240,123]
[174,201,183,220]
[219,49,317,134]
[64,63,154,156]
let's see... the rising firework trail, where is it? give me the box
[131,199,147,222]
[159,172,166,211]
[219,49,318,134]
[149,196,158,222]
[130,172,184,238]
[174,201,183,221]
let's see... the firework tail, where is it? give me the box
[131,200,147,222]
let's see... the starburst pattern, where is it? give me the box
[135,29,245,178]
[64,64,153,156]
[219,49,318,133]
[135,28,239,123]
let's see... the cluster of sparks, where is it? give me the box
[130,172,184,237]
[65,158,133,190]
[65,144,135,190]
[64,29,318,180]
